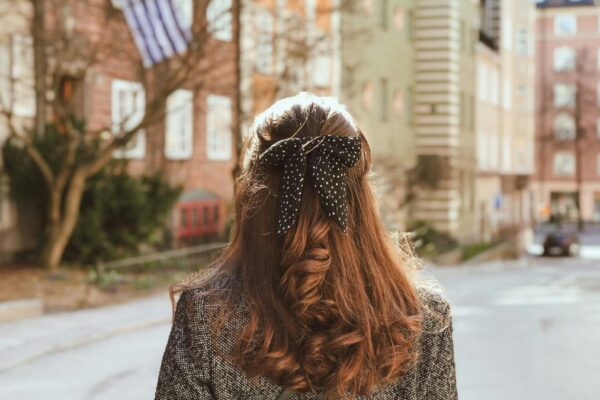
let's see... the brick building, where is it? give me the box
[534,0,600,223]
[0,0,239,259]
[84,0,239,244]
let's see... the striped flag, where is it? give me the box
[122,0,192,67]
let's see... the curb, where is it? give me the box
[0,299,43,323]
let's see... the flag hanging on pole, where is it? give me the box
[121,0,192,67]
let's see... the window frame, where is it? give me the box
[165,89,194,160]
[554,14,577,36]
[111,79,146,159]
[553,83,576,108]
[553,46,576,72]
[553,151,576,177]
[206,94,232,161]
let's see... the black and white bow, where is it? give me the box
[258,135,362,235]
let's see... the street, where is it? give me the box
[1,256,599,400]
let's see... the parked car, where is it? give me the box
[542,232,580,257]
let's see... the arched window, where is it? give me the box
[553,112,576,140]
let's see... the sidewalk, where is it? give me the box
[0,293,172,372]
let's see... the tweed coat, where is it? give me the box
[154,275,458,400]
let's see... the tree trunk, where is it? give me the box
[32,0,47,138]
[40,171,87,271]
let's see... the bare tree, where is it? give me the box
[0,0,238,271]
[573,48,594,232]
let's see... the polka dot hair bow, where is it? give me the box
[258,135,362,236]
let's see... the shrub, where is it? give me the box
[3,122,182,266]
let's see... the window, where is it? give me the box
[516,28,528,55]
[311,32,332,87]
[254,7,273,74]
[206,94,232,160]
[553,113,576,140]
[174,0,193,30]
[478,64,487,101]
[554,47,576,72]
[191,208,199,227]
[380,0,388,30]
[0,35,34,117]
[207,0,232,41]
[203,206,209,225]
[502,18,512,50]
[165,89,194,160]
[503,77,512,110]
[380,78,388,121]
[477,130,488,170]
[180,208,188,228]
[554,14,577,36]
[305,0,316,25]
[393,5,404,31]
[553,152,575,176]
[490,69,499,105]
[213,205,219,223]
[111,79,146,159]
[393,89,404,115]
[553,84,575,108]
[362,81,374,109]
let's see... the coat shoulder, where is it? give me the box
[415,286,453,333]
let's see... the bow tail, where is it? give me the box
[310,156,350,232]
[276,152,306,235]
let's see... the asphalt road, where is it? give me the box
[1,256,599,400]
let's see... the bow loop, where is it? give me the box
[258,135,362,236]
[258,138,303,167]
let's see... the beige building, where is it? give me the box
[475,0,536,244]
[410,0,479,241]
[339,0,416,230]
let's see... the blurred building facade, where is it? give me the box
[411,0,479,241]
[0,0,239,259]
[239,0,340,136]
[474,0,536,244]
[339,0,416,231]
[340,0,536,245]
[534,0,600,223]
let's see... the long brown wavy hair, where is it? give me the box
[175,93,422,399]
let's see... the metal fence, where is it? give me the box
[92,242,228,290]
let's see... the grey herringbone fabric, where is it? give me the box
[154,277,458,400]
